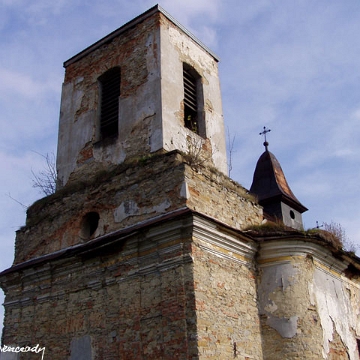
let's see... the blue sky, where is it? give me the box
[1,0,360,328]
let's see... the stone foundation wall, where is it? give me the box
[184,163,262,231]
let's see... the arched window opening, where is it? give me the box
[80,212,100,239]
[98,67,120,139]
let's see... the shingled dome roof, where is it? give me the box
[250,149,307,213]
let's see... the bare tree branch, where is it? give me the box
[31,152,57,196]
[323,221,357,253]
[6,192,28,210]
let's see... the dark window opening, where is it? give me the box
[81,212,100,239]
[98,67,120,139]
[183,65,200,134]
[290,210,295,219]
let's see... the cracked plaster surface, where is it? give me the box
[309,268,358,359]
[258,262,300,338]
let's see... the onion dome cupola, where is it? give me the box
[250,127,308,230]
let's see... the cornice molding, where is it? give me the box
[258,238,348,274]
[192,214,258,267]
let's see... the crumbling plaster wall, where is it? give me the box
[57,12,228,188]
[159,15,227,175]
[57,13,163,187]
[309,265,360,359]
[258,256,324,359]
[258,240,360,360]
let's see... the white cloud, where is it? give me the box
[160,0,221,47]
[0,68,58,99]
[2,0,70,24]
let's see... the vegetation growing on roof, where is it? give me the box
[245,220,357,254]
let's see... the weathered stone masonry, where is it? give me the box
[14,151,262,265]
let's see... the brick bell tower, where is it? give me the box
[56,5,228,188]
[0,5,265,359]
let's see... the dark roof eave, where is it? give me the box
[0,207,192,277]
[0,207,256,278]
[259,193,308,213]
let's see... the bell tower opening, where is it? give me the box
[183,63,204,137]
[98,67,120,140]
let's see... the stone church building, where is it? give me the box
[1,5,360,359]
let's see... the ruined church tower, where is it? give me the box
[0,6,265,359]
[1,5,360,360]
[56,5,227,188]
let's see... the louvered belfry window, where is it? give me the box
[99,67,120,139]
[183,66,199,134]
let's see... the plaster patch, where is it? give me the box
[72,89,84,119]
[0,349,18,360]
[75,76,84,85]
[114,200,139,222]
[152,199,171,213]
[264,301,278,313]
[267,315,298,338]
[69,335,92,360]
[114,199,171,223]
[258,263,299,314]
[150,128,162,152]
[308,282,316,306]
[180,181,190,199]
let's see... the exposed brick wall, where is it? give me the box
[64,14,159,88]
[191,238,263,359]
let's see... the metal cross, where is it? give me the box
[259,126,271,150]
